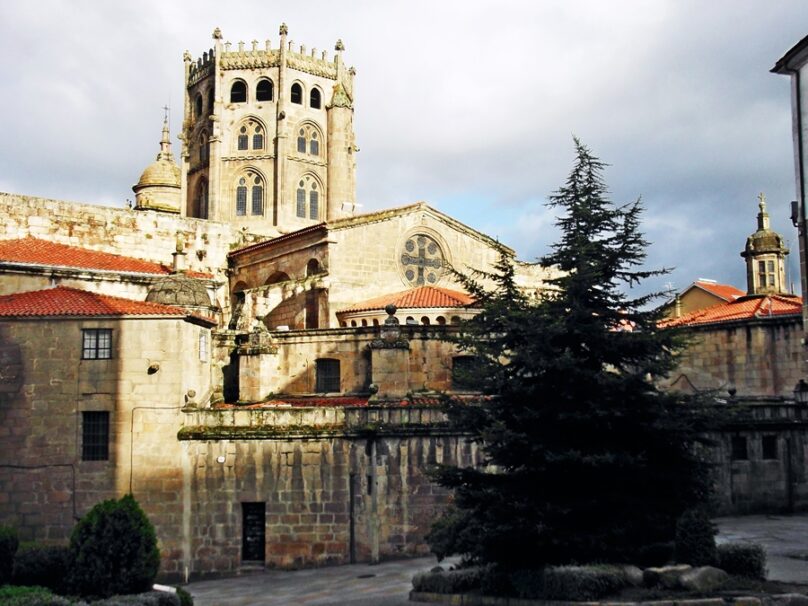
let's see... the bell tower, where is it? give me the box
[741,193,790,295]
[181,25,358,235]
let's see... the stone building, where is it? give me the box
[0,25,548,580]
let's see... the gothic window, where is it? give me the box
[194,94,203,120]
[296,125,321,157]
[196,180,208,219]
[236,119,265,152]
[310,87,322,109]
[82,329,112,360]
[82,411,109,461]
[256,78,274,102]
[236,178,247,216]
[315,358,340,392]
[230,80,247,103]
[251,175,264,216]
[291,82,303,104]
[199,131,209,163]
[295,175,321,220]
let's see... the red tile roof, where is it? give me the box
[0,237,213,278]
[691,280,745,302]
[662,294,803,328]
[0,286,189,318]
[340,286,475,313]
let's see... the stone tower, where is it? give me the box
[181,25,358,235]
[741,193,790,295]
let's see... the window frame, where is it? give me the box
[81,411,110,461]
[82,328,112,360]
[291,82,303,105]
[315,358,340,393]
[256,78,274,102]
[230,80,247,103]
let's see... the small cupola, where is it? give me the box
[740,193,789,295]
[133,114,182,213]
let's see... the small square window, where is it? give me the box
[82,329,112,360]
[762,435,778,460]
[315,358,340,393]
[82,411,109,461]
[731,436,748,461]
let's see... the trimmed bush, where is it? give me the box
[66,494,161,599]
[176,587,194,606]
[718,542,767,579]
[541,565,627,601]
[675,508,717,566]
[412,567,483,594]
[0,524,20,584]
[0,585,80,606]
[12,545,71,593]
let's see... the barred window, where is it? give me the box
[251,181,264,216]
[315,358,340,392]
[296,187,306,218]
[310,132,319,156]
[297,130,307,153]
[238,126,249,151]
[309,188,319,220]
[82,329,112,360]
[296,176,320,220]
[82,411,109,461]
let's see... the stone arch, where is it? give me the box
[294,172,324,221]
[306,258,322,277]
[265,271,290,285]
[234,116,268,153]
[233,166,268,218]
[294,120,324,157]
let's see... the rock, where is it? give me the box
[643,564,692,588]
[768,594,808,606]
[679,566,729,592]
[430,565,444,573]
[618,564,644,586]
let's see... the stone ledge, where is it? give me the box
[409,592,806,606]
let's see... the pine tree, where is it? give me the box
[428,139,713,570]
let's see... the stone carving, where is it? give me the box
[279,23,288,36]
[370,304,409,349]
[212,27,222,40]
[335,39,345,52]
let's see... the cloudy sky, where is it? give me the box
[1,1,806,298]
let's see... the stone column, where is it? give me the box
[368,305,410,401]
[237,328,279,402]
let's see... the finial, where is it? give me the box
[212,27,222,40]
[252,40,258,51]
[279,23,288,36]
[183,50,192,62]
[758,191,767,212]
[335,38,345,52]
[349,66,356,76]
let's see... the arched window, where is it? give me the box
[236,119,264,152]
[236,170,264,217]
[194,94,203,120]
[265,271,290,285]
[310,88,322,109]
[421,316,430,325]
[291,83,303,104]
[295,175,321,220]
[256,79,274,101]
[230,80,247,103]
[196,180,208,219]
[306,259,321,276]
[199,131,209,163]
[296,124,321,157]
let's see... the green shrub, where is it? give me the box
[66,494,160,599]
[718,542,767,579]
[411,567,483,594]
[0,585,79,606]
[92,591,180,606]
[12,544,71,593]
[0,524,20,584]
[175,587,193,606]
[508,569,545,599]
[675,508,717,566]
[541,565,627,601]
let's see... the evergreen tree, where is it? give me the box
[428,139,713,569]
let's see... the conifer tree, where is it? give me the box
[428,139,713,569]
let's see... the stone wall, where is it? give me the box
[664,319,803,397]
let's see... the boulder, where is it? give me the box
[618,564,644,586]
[643,564,692,588]
[679,566,729,592]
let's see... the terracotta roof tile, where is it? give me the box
[692,281,745,302]
[0,286,189,318]
[339,286,475,313]
[0,237,213,278]
[662,294,803,328]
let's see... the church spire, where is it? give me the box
[757,192,771,230]
[741,192,789,295]
[156,107,175,163]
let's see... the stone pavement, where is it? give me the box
[186,515,808,605]
[715,514,808,583]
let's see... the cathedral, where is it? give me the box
[0,25,550,580]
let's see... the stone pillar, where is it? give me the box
[237,328,279,402]
[369,305,410,401]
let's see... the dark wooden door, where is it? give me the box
[242,502,266,562]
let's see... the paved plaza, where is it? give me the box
[186,515,808,605]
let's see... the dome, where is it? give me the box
[146,275,211,308]
[135,160,181,190]
[744,229,786,254]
